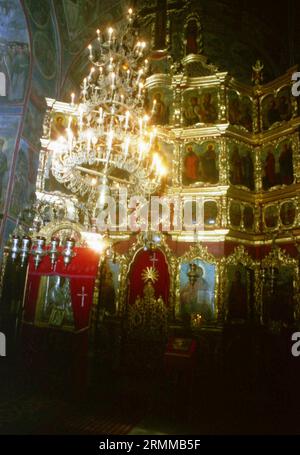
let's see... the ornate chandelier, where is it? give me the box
[50,8,166,206]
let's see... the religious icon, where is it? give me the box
[185,18,199,55]
[183,95,202,126]
[179,259,215,323]
[229,145,243,185]
[183,144,199,183]
[229,144,254,190]
[262,266,295,325]
[280,201,296,226]
[183,90,217,126]
[36,275,74,328]
[183,141,219,185]
[198,143,218,183]
[239,97,253,131]
[226,264,251,320]
[150,92,169,125]
[264,205,279,229]
[262,141,294,190]
[261,89,292,131]
[200,92,217,123]
[229,91,242,125]
[50,114,67,140]
[262,95,280,130]
[243,205,254,230]
[228,92,252,132]
[262,147,277,190]
[278,142,293,185]
[229,201,242,227]
[277,93,291,121]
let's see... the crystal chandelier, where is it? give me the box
[50,8,166,206]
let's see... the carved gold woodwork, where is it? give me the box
[127,280,168,337]
[33,221,84,243]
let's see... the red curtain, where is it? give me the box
[23,247,100,330]
[128,248,170,306]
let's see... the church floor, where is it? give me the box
[0,361,299,435]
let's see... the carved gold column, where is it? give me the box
[254,145,262,192]
[219,137,228,186]
[218,83,227,123]
[292,132,300,183]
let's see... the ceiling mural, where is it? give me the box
[53,0,124,87]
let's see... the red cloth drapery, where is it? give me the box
[23,247,100,330]
[128,248,170,306]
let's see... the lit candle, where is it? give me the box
[88,44,93,58]
[108,27,113,43]
[70,93,75,106]
[83,77,87,90]
[151,98,157,114]
[97,29,101,41]
[111,71,115,87]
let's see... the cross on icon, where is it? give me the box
[77,286,88,308]
[149,252,159,269]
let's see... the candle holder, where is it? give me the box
[48,237,60,270]
[19,236,31,267]
[31,237,46,270]
[62,238,76,267]
[10,235,20,262]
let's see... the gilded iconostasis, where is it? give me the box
[1,1,300,336]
